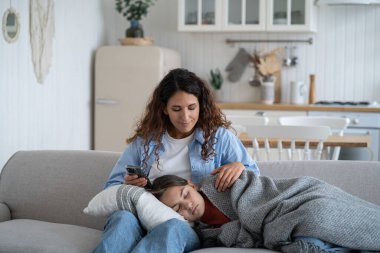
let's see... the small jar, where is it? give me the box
[260,76,275,104]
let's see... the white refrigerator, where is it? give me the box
[94,46,181,151]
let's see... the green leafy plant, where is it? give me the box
[115,0,156,21]
[209,68,224,90]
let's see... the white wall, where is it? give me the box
[0,0,105,169]
[1,0,379,170]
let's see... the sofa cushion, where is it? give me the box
[0,150,118,230]
[0,219,101,253]
[0,202,10,222]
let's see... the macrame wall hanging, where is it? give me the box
[30,0,55,84]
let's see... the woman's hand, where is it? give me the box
[124,174,148,187]
[210,162,245,192]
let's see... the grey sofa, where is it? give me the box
[0,150,379,253]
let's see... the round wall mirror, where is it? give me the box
[2,8,20,43]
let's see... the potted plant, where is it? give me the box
[115,0,156,38]
[209,68,224,101]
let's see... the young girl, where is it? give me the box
[150,171,380,252]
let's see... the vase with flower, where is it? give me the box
[260,75,276,104]
[115,0,156,38]
[253,49,282,104]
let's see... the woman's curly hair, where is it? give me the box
[127,68,231,168]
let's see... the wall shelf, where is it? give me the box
[225,37,313,45]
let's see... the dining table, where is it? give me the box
[239,133,373,160]
[239,133,371,148]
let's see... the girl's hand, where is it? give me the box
[210,162,245,192]
[124,174,148,187]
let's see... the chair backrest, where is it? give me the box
[227,115,269,136]
[245,125,332,161]
[278,116,350,160]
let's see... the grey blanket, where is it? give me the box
[199,170,380,251]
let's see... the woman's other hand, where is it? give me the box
[210,162,245,192]
[124,174,148,187]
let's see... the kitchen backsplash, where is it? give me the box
[106,1,380,104]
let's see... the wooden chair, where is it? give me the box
[245,125,332,161]
[226,115,269,136]
[278,116,350,160]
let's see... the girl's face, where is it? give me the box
[164,91,200,139]
[159,183,205,222]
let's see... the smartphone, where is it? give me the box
[126,165,152,189]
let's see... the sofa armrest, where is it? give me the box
[0,202,11,222]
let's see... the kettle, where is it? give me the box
[290,81,306,104]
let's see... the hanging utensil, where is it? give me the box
[283,46,292,67]
[290,46,298,66]
[249,63,261,87]
[249,51,261,87]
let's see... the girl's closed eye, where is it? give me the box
[159,183,206,222]
[176,191,189,213]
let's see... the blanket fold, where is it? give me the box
[199,170,380,251]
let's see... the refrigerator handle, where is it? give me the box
[96,98,119,105]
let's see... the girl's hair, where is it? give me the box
[127,68,230,168]
[149,175,189,200]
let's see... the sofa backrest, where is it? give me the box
[258,160,380,206]
[0,150,121,230]
[1,150,379,232]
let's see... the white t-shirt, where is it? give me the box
[149,131,194,181]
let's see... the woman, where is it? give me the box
[92,68,259,253]
[150,172,380,252]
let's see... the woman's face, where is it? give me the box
[159,183,205,222]
[164,91,200,139]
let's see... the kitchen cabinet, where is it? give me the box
[178,0,316,32]
[266,0,317,32]
[178,0,222,31]
[222,0,266,31]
